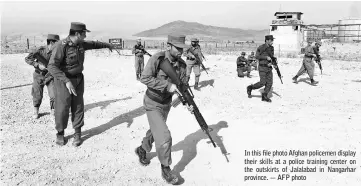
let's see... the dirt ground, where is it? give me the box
[1,50,361,186]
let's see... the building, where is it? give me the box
[269,12,306,52]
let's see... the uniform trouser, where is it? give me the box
[250,61,258,69]
[252,70,273,94]
[237,66,251,77]
[141,94,172,166]
[296,57,315,79]
[186,62,201,83]
[53,74,84,132]
[135,56,144,76]
[31,71,55,109]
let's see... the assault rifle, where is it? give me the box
[159,58,216,148]
[314,52,323,74]
[270,57,283,84]
[33,53,53,84]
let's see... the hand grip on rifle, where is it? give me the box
[159,58,216,148]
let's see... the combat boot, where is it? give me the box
[72,128,82,147]
[135,146,150,166]
[194,82,199,90]
[261,93,272,102]
[161,164,178,185]
[292,76,298,83]
[247,73,251,78]
[310,79,319,85]
[136,74,140,81]
[56,131,65,146]
[33,107,39,119]
[246,85,253,98]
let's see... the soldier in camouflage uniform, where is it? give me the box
[48,22,114,147]
[236,52,251,78]
[25,34,60,119]
[292,40,321,85]
[132,38,145,81]
[184,38,203,90]
[135,35,193,185]
[247,51,258,70]
[246,35,275,102]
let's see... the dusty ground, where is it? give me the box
[1,50,361,186]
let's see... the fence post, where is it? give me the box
[27,38,29,49]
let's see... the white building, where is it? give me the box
[270,12,306,52]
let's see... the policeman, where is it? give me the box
[132,38,145,81]
[292,39,321,85]
[247,51,258,70]
[246,35,275,102]
[236,52,251,78]
[184,38,203,90]
[25,34,60,119]
[48,22,114,146]
[135,35,193,185]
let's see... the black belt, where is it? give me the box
[66,73,83,78]
[146,89,172,104]
[187,57,196,60]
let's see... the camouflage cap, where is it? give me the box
[70,22,90,32]
[167,35,189,48]
[47,34,60,41]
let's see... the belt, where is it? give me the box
[146,89,172,104]
[66,73,83,78]
[259,64,272,67]
[187,57,196,60]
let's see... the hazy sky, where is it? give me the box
[1,1,360,38]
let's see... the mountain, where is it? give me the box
[133,20,269,42]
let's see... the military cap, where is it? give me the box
[241,52,246,55]
[251,51,254,54]
[167,35,189,48]
[265,35,275,40]
[47,34,60,41]
[191,38,199,42]
[315,40,322,46]
[70,22,90,32]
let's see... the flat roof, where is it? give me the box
[274,12,303,16]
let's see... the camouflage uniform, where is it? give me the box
[247,35,275,102]
[132,40,145,80]
[25,34,59,119]
[48,22,113,146]
[184,38,202,89]
[236,52,251,77]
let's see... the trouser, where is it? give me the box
[252,70,273,94]
[53,73,84,132]
[296,57,315,79]
[237,66,251,77]
[141,94,172,166]
[250,61,258,70]
[186,62,201,84]
[31,71,55,109]
[135,55,144,77]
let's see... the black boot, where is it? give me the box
[310,79,318,85]
[247,85,253,98]
[292,75,298,83]
[161,164,178,185]
[261,93,272,102]
[194,82,199,90]
[136,74,140,81]
[56,131,65,146]
[72,128,82,147]
[135,146,150,166]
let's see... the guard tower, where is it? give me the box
[270,12,305,52]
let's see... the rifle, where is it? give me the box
[33,53,53,84]
[159,58,216,148]
[270,57,283,84]
[314,49,323,74]
[188,47,208,74]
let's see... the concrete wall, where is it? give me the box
[270,25,304,52]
